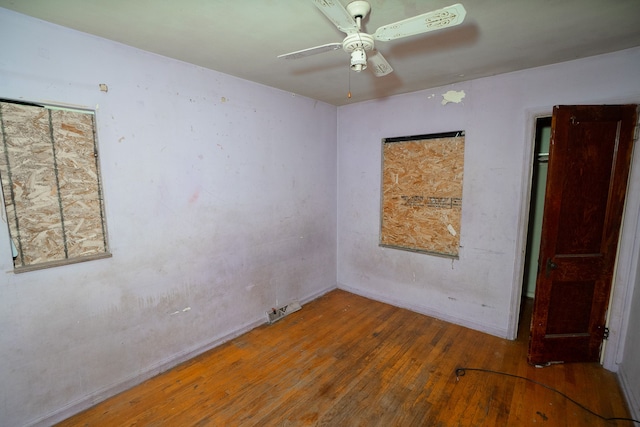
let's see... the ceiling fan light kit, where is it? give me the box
[350,48,367,71]
[278,0,467,77]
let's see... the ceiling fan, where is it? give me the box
[278,0,467,77]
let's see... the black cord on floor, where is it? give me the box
[455,367,640,425]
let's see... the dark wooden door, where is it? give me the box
[528,105,637,365]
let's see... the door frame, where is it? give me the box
[510,105,640,371]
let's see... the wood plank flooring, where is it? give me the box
[57,289,632,426]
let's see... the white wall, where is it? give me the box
[619,255,640,420]
[0,8,337,427]
[336,47,640,354]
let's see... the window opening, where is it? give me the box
[380,131,465,258]
[0,100,110,272]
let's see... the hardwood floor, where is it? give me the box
[57,290,632,426]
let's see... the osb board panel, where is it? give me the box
[0,102,108,268]
[50,110,107,258]
[380,134,464,257]
[0,102,66,266]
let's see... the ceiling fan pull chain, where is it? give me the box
[347,65,352,99]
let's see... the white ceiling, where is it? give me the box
[2,0,640,106]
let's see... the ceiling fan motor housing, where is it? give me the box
[344,33,373,72]
[342,33,374,53]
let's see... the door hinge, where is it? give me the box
[597,325,610,340]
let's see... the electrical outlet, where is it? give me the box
[267,301,302,324]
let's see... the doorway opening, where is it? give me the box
[524,105,637,364]
[519,116,551,335]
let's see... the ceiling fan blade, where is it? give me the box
[373,3,466,41]
[278,42,343,60]
[310,0,359,34]
[368,50,393,77]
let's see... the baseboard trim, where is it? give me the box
[338,283,508,339]
[617,365,640,422]
[28,285,337,427]
[298,285,337,306]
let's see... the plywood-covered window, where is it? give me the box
[0,100,110,272]
[380,131,464,258]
